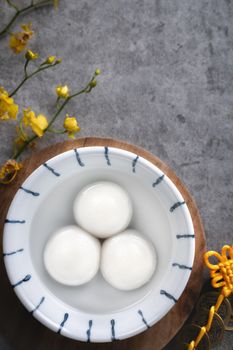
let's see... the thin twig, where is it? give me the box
[9,64,57,97]
[6,0,19,11]
[0,0,54,38]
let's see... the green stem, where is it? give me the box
[19,118,26,138]
[0,10,20,37]
[0,0,54,38]
[47,128,66,134]
[13,134,37,159]
[46,87,87,129]
[24,59,29,77]
[9,76,27,97]
[55,96,60,106]
[12,118,27,157]
[9,64,56,97]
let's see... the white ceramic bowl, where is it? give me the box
[3,146,195,342]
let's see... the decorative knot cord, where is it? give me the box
[188,244,233,350]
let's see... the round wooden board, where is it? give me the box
[0,137,206,350]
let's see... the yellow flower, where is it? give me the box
[54,0,59,8]
[9,23,34,54]
[30,114,48,137]
[0,87,18,120]
[0,159,22,184]
[22,108,36,126]
[63,115,80,139]
[25,49,38,60]
[56,85,69,98]
[22,108,48,137]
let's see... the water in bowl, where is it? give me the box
[30,168,173,314]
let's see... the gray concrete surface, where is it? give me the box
[0,0,233,349]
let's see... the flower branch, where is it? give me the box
[10,51,62,97]
[12,69,101,161]
[0,0,56,38]
[0,4,101,185]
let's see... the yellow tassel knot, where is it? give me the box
[204,245,233,297]
[188,244,233,349]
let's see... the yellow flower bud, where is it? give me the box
[63,115,80,139]
[95,69,101,75]
[46,56,56,64]
[25,49,38,60]
[0,87,18,120]
[56,85,69,98]
[89,79,97,88]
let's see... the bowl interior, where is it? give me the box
[30,167,173,313]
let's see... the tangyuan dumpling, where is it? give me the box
[73,181,133,238]
[100,229,156,291]
[44,226,101,286]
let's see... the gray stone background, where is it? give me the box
[0,0,233,349]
